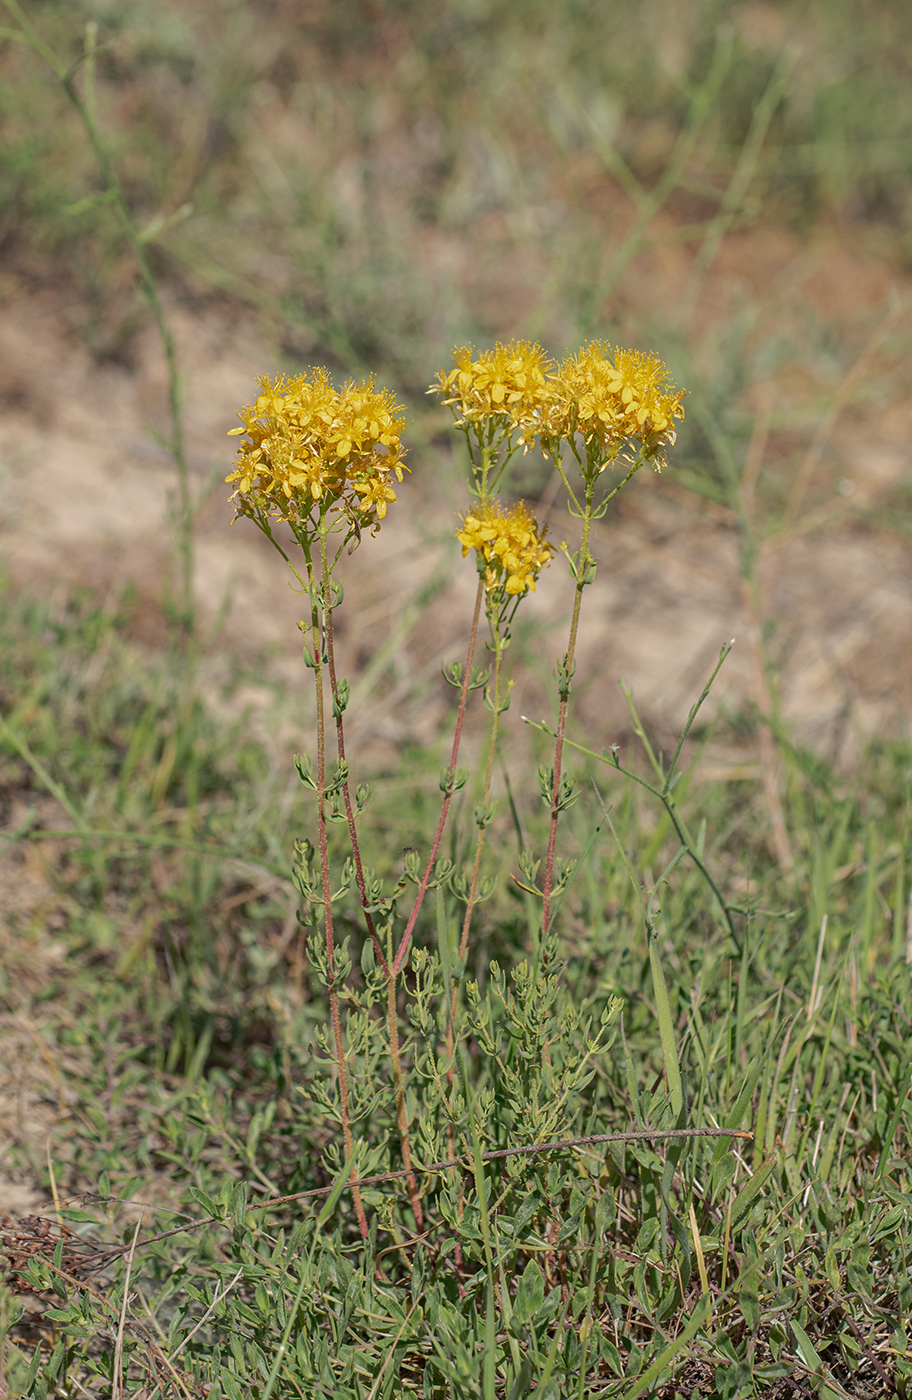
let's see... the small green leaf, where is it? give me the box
[513,1260,545,1325]
[317,1146,360,1229]
[188,1186,223,1219]
[791,1319,823,1372]
[595,1188,616,1236]
[649,930,683,1116]
[739,1274,759,1333]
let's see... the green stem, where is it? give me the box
[528,721,743,956]
[387,971,423,1230]
[319,525,391,979]
[315,522,418,1225]
[458,635,505,963]
[541,481,595,936]
[443,621,507,1085]
[311,519,367,1238]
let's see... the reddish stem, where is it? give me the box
[391,577,485,977]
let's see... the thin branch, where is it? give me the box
[527,717,743,954]
[315,521,367,1239]
[391,575,485,976]
[169,1267,244,1362]
[780,297,907,534]
[89,1126,752,1259]
[112,1215,142,1400]
[322,529,390,976]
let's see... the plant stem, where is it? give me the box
[317,525,418,1224]
[387,971,423,1230]
[442,622,506,1245]
[320,526,391,977]
[445,625,506,1058]
[541,485,595,936]
[390,429,504,980]
[311,522,367,1238]
[391,576,485,977]
[458,636,505,963]
[526,714,743,956]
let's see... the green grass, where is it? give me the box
[1,578,911,1397]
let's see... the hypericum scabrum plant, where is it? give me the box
[227,340,684,1238]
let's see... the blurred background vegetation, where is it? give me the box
[4,0,912,381]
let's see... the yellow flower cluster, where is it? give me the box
[431,341,554,441]
[457,500,553,597]
[432,338,684,472]
[226,370,408,536]
[542,343,685,471]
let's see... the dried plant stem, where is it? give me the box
[391,576,485,977]
[311,528,367,1239]
[112,1214,142,1400]
[10,1251,184,1387]
[99,1128,755,1259]
[542,492,595,935]
[780,297,905,534]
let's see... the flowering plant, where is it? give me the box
[227,339,685,1236]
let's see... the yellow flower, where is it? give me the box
[543,342,684,471]
[457,500,553,597]
[430,340,554,440]
[226,370,408,536]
